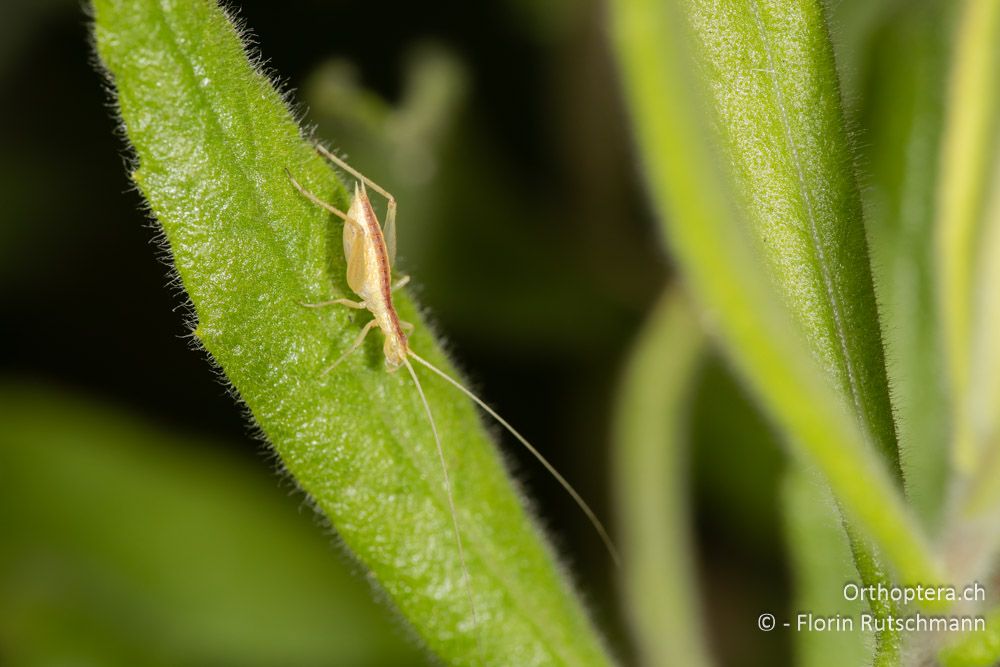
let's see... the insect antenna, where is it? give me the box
[407,351,621,567]
[401,358,481,648]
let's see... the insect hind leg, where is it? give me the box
[320,318,378,376]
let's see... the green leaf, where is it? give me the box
[935,0,1000,475]
[0,384,422,667]
[939,0,1000,573]
[677,3,909,647]
[783,468,873,667]
[682,0,900,482]
[90,1,612,665]
[610,0,939,588]
[961,145,1000,515]
[613,291,712,667]
[617,4,915,655]
[938,606,1000,667]
[860,0,954,527]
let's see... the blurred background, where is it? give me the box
[0,0,907,665]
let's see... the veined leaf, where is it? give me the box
[90,1,612,664]
[620,5,927,656]
[610,0,939,590]
[675,4,907,649]
[613,7,911,652]
[682,0,900,480]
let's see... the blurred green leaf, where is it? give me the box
[962,143,1000,517]
[610,0,938,589]
[939,0,1000,582]
[89,1,612,664]
[938,606,1000,667]
[0,383,421,667]
[949,140,1000,580]
[783,469,873,667]
[935,0,1000,475]
[613,291,711,667]
[860,0,953,528]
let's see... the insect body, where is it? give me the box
[287,145,620,636]
[338,183,409,368]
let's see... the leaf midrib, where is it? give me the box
[747,0,871,444]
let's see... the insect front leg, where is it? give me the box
[391,275,410,292]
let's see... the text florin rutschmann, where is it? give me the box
[796,611,986,633]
